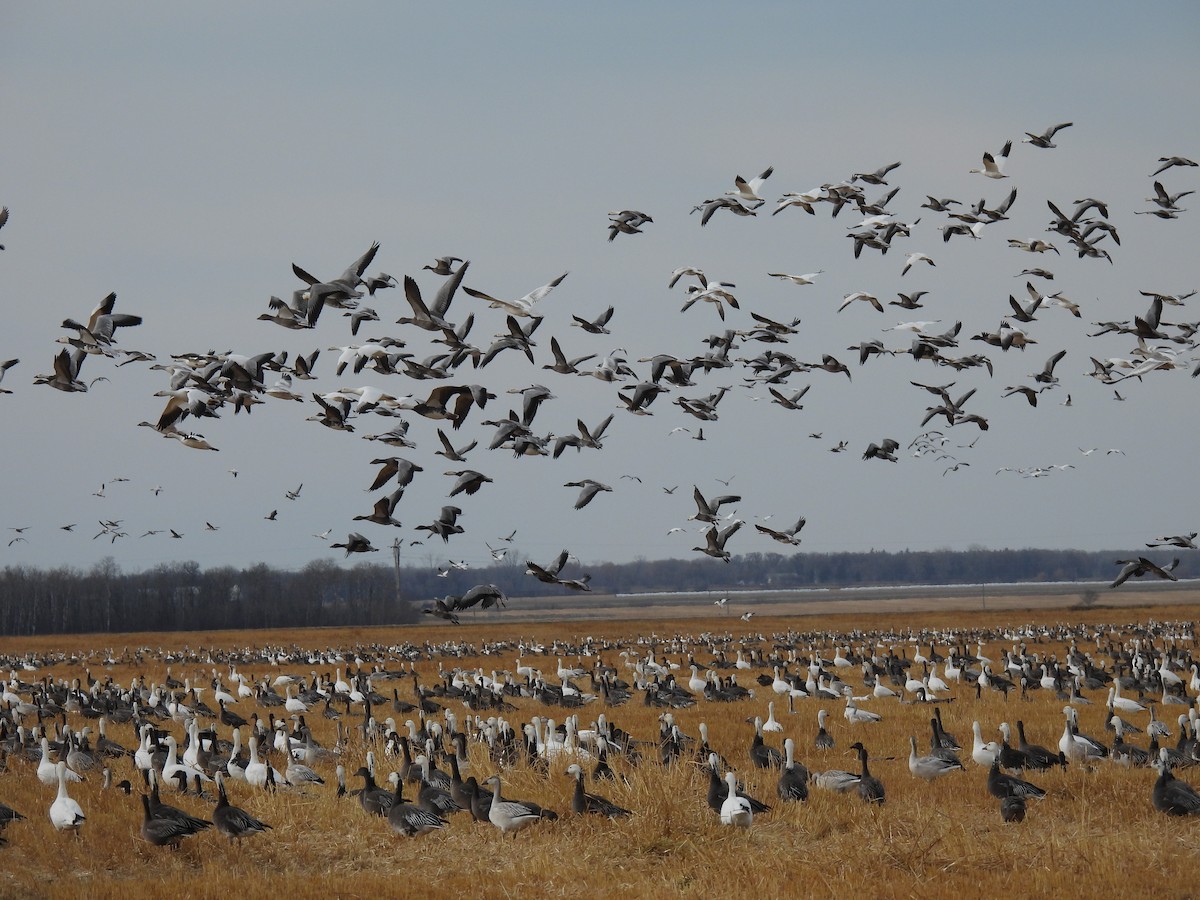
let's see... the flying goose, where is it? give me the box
[969,140,1012,178]
[463,272,568,319]
[692,520,742,562]
[1022,122,1072,148]
[1111,556,1180,588]
[564,479,613,510]
[727,166,774,207]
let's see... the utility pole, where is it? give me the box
[392,538,403,605]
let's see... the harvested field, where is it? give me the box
[0,590,1196,899]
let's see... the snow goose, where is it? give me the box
[162,735,210,787]
[38,737,82,786]
[353,766,396,816]
[706,753,769,814]
[147,769,211,831]
[388,778,448,837]
[1015,721,1064,771]
[213,772,272,841]
[1152,749,1200,815]
[987,759,1045,800]
[814,709,835,749]
[140,793,206,848]
[484,774,554,833]
[463,272,568,319]
[749,717,783,769]
[566,763,631,818]
[908,736,962,781]
[811,768,860,793]
[719,771,755,827]
[1022,122,1072,148]
[971,721,1000,767]
[243,733,283,789]
[1059,707,1108,762]
[777,738,809,802]
[49,762,85,833]
[1109,684,1147,714]
[850,742,885,803]
[969,140,1012,178]
[761,701,784,733]
[844,697,882,725]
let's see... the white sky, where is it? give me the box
[2,3,1198,576]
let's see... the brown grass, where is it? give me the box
[0,599,1197,899]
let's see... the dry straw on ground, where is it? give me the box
[0,597,1196,899]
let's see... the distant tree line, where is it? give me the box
[0,547,1178,635]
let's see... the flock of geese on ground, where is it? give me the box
[1,139,1197,580]
[1,615,1200,849]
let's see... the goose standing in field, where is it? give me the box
[0,802,25,843]
[353,765,396,816]
[761,701,784,733]
[777,738,809,802]
[566,764,631,818]
[850,742,885,803]
[38,737,82,786]
[148,769,212,831]
[483,774,555,834]
[162,735,210,788]
[987,758,1046,801]
[719,771,755,827]
[388,778,448,837]
[141,793,207,848]
[1015,720,1064,771]
[844,697,882,725]
[49,761,85,833]
[972,721,1000,767]
[706,753,770,814]
[749,717,783,769]
[212,772,272,841]
[815,709,835,749]
[908,736,962,780]
[1000,795,1027,823]
[1152,749,1200,815]
[1059,706,1108,762]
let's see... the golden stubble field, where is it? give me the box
[0,598,1197,900]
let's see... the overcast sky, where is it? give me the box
[2,3,1198,580]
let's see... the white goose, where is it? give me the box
[1109,684,1147,714]
[38,737,82,786]
[49,761,85,833]
[719,771,754,827]
[761,701,784,733]
[226,728,247,782]
[243,732,283,788]
[163,735,210,787]
[971,721,999,767]
[844,697,882,725]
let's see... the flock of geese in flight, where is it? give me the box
[1,614,1200,851]
[0,134,1197,586]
